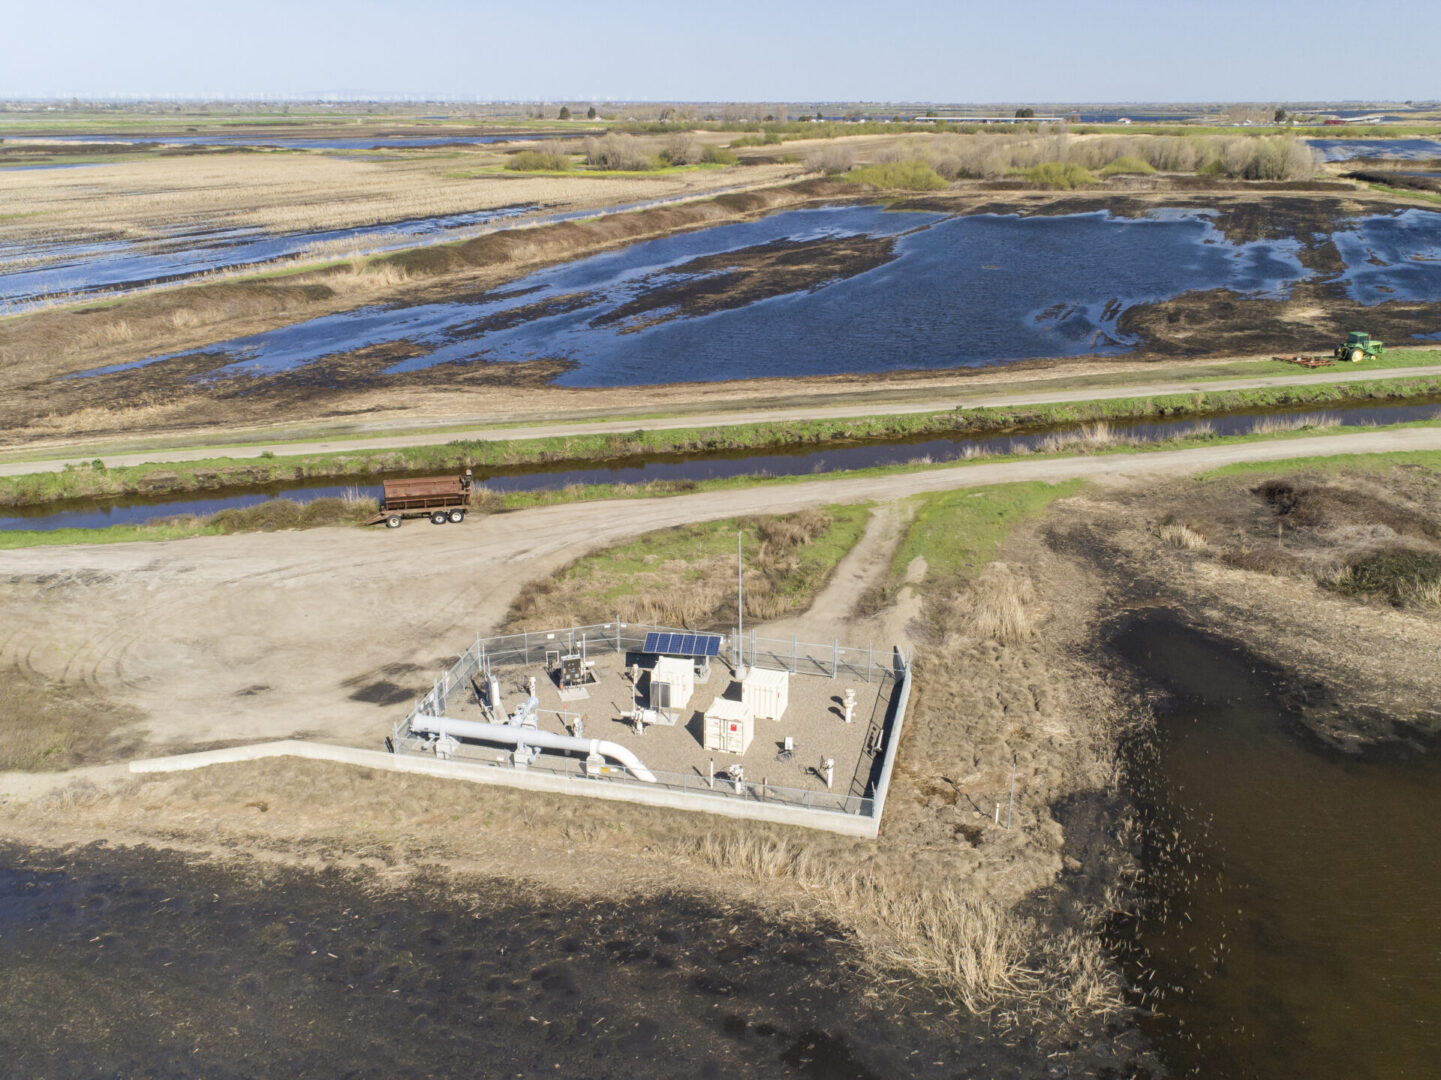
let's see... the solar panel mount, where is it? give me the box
[642,631,721,657]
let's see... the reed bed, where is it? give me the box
[684,830,1124,1020]
[863,131,1320,182]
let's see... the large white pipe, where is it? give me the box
[410,714,657,783]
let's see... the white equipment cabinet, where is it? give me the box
[703,697,754,755]
[741,666,789,722]
[650,656,696,712]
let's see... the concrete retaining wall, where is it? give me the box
[130,739,882,838]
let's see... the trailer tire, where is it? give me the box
[385,515,402,529]
[448,509,465,523]
[430,511,448,525]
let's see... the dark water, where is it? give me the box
[76,204,1326,387]
[1330,209,1441,304]
[0,844,1045,1079]
[1110,612,1441,1079]
[1309,138,1441,161]
[7,398,1438,533]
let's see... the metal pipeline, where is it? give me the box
[409,714,658,783]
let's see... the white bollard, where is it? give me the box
[843,688,856,724]
[823,757,834,790]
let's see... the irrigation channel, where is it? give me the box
[71,203,1441,386]
[1108,612,1441,1079]
[5,397,1440,532]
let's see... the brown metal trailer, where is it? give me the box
[366,470,474,528]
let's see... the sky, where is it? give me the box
[7,0,1439,103]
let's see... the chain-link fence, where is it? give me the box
[396,620,914,824]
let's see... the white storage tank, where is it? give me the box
[650,656,696,712]
[741,666,789,722]
[703,697,754,755]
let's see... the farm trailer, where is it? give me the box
[366,471,475,528]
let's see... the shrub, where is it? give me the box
[1098,154,1156,176]
[506,149,572,172]
[1020,162,1096,189]
[659,132,696,165]
[557,106,571,121]
[843,159,948,191]
[806,142,856,174]
[700,144,739,165]
[583,133,660,171]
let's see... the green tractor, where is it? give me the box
[1334,330,1385,364]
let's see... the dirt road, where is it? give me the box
[2,427,1437,765]
[5,363,1440,477]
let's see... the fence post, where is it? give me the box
[791,634,797,673]
[833,639,839,678]
[523,631,529,664]
[867,644,873,683]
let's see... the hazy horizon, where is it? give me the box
[8,0,1438,103]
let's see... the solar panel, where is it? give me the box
[642,632,721,657]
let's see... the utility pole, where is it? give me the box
[1007,752,1016,829]
[735,530,747,679]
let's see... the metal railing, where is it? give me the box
[390,733,876,816]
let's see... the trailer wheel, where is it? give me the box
[385,515,402,529]
[448,509,465,524]
[430,511,448,525]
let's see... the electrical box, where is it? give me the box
[741,667,789,722]
[651,656,696,712]
[703,697,754,755]
[560,654,585,688]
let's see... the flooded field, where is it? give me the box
[0,205,538,308]
[1309,138,1441,161]
[6,397,1438,532]
[0,843,1055,1079]
[1110,612,1441,1079]
[73,203,1343,387]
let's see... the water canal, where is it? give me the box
[5,397,1438,532]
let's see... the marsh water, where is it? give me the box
[6,397,1439,532]
[0,205,539,307]
[0,844,1062,1079]
[70,203,1441,388]
[1110,612,1441,1079]
[1,188,762,310]
[1308,138,1441,162]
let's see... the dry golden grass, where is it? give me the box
[506,507,860,629]
[683,829,1123,1020]
[0,151,799,252]
[1247,413,1341,435]
[0,669,144,770]
[1158,521,1208,549]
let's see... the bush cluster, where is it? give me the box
[505,149,572,172]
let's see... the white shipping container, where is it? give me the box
[703,697,754,754]
[741,666,789,721]
[650,656,696,712]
